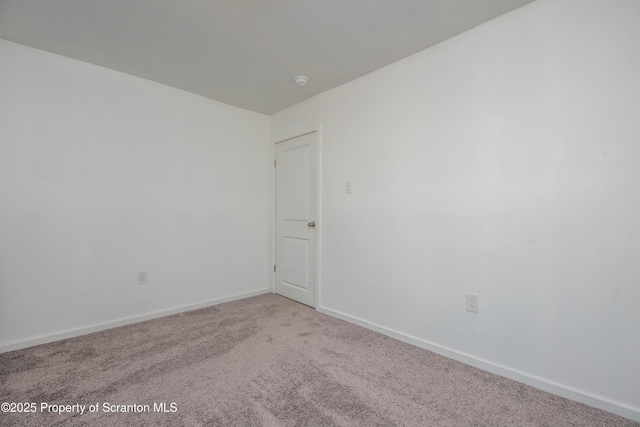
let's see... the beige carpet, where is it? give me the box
[0,293,636,426]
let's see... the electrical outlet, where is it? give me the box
[137,271,148,285]
[466,293,479,313]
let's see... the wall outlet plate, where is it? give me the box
[466,293,479,313]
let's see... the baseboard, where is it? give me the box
[317,305,640,423]
[0,288,271,354]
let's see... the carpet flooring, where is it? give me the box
[0,293,637,426]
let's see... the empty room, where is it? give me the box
[1,0,639,425]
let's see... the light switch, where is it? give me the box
[466,293,479,313]
[345,180,353,194]
[138,271,148,285]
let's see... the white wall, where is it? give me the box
[0,40,271,349]
[273,0,640,419]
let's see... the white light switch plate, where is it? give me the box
[138,271,148,285]
[345,180,353,194]
[466,293,479,313]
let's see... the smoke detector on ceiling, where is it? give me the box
[294,75,308,87]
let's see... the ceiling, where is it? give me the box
[0,0,535,115]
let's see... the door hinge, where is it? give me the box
[274,265,276,272]
[273,159,276,167]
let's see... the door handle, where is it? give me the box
[308,221,316,228]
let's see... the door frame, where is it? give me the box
[270,129,321,308]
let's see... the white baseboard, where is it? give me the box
[317,305,640,423]
[0,288,271,354]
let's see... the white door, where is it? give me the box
[275,132,317,307]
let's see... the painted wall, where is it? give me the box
[0,40,271,348]
[272,0,640,417]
